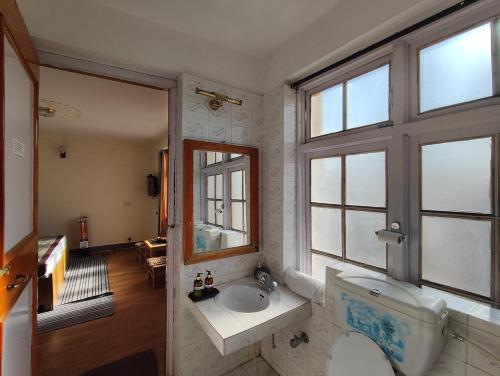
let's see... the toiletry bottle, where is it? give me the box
[204,271,214,293]
[193,273,204,298]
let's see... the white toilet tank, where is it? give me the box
[334,271,448,376]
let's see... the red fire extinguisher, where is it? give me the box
[78,216,89,248]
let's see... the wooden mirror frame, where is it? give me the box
[183,139,259,264]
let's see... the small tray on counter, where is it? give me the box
[188,288,220,302]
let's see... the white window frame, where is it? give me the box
[306,144,389,272]
[200,153,250,234]
[297,0,500,306]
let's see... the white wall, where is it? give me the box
[17,0,264,93]
[38,135,159,249]
[262,0,459,91]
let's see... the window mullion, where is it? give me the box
[341,155,346,261]
[342,81,347,131]
[492,19,500,96]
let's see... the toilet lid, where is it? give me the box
[326,332,395,376]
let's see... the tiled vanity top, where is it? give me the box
[185,277,311,356]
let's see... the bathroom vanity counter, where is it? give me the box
[185,277,311,356]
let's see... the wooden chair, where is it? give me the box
[146,256,166,288]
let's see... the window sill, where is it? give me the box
[325,263,500,334]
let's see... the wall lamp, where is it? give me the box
[195,87,242,111]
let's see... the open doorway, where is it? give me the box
[35,66,169,376]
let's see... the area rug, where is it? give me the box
[37,256,114,333]
[81,350,158,376]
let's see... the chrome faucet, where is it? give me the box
[255,270,278,292]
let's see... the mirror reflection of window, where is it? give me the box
[193,150,251,254]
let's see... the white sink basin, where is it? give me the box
[216,283,270,313]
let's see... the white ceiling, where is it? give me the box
[39,66,168,140]
[89,0,341,59]
[18,0,456,93]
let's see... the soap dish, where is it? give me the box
[188,288,220,302]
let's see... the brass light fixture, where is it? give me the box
[195,87,242,111]
[38,99,81,118]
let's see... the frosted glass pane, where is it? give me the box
[206,152,216,166]
[207,201,215,223]
[311,206,342,256]
[347,65,389,129]
[231,153,242,159]
[346,210,386,269]
[311,253,342,282]
[231,170,243,200]
[422,138,492,213]
[422,216,491,297]
[215,201,223,226]
[346,151,386,207]
[215,174,223,199]
[311,157,341,204]
[420,23,493,112]
[310,84,343,137]
[215,152,224,163]
[207,176,215,199]
[231,202,244,231]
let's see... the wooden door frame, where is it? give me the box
[0,2,40,374]
[36,52,177,376]
[159,150,169,237]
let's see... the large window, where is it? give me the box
[300,6,500,305]
[309,151,387,271]
[420,137,493,298]
[310,64,390,138]
[419,22,494,113]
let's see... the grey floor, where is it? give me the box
[226,357,279,376]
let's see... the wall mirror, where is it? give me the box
[184,139,259,264]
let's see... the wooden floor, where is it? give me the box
[37,249,166,376]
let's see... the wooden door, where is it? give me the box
[0,3,39,375]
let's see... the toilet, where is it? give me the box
[326,271,448,376]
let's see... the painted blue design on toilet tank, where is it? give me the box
[196,234,206,251]
[341,292,410,363]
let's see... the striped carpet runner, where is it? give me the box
[38,256,114,333]
[60,256,111,304]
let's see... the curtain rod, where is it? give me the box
[291,0,481,90]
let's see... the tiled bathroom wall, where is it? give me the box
[260,85,297,281]
[256,84,500,376]
[260,265,500,376]
[173,73,265,376]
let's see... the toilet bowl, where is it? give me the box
[326,331,394,376]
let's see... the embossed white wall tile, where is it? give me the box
[467,327,500,376]
[252,111,265,128]
[208,122,231,142]
[183,74,212,94]
[208,106,232,127]
[305,315,333,348]
[227,347,251,371]
[443,319,467,362]
[287,351,310,376]
[468,304,500,337]
[465,364,492,376]
[284,105,296,125]
[427,353,466,376]
[232,108,252,128]
[183,117,209,139]
[183,95,209,120]
[180,341,205,376]
[231,126,254,145]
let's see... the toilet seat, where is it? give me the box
[326,331,395,376]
